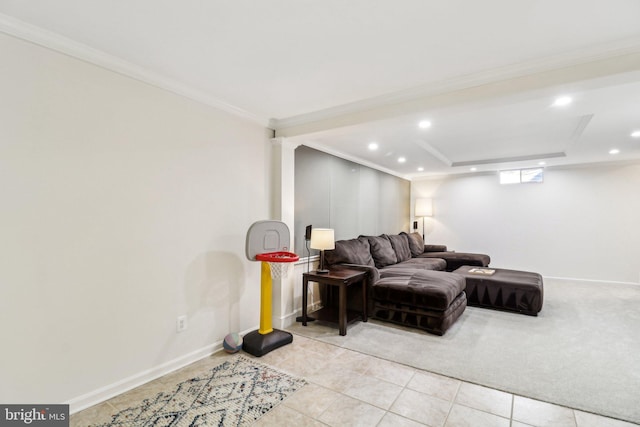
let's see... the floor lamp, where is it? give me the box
[415,198,433,242]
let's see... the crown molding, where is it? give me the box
[0,13,270,127]
[272,36,640,132]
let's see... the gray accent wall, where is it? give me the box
[294,145,410,254]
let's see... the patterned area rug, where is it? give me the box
[97,356,306,426]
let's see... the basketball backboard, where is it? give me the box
[245,220,291,261]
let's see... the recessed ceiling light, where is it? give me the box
[417,167,424,172]
[631,130,640,138]
[609,148,620,155]
[418,120,432,129]
[398,157,406,163]
[552,96,572,107]
[470,167,477,172]
[368,142,379,150]
[538,161,546,166]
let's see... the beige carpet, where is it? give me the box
[289,279,640,424]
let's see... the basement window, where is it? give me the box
[499,167,544,184]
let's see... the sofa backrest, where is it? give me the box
[326,233,422,270]
[324,236,375,268]
[385,233,412,263]
[362,235,398,268]
[401,231,425,257]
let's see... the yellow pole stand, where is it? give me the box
[258,261,274,335]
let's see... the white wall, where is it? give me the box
[0,33,272,408]
[412,162,640,284]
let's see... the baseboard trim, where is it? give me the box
[279,310,299,328]
[278,302,322,328]
[544,275,639,286]
[66,326,256,414]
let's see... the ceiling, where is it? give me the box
[1,0,640,178]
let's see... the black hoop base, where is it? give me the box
[242,329,293,357]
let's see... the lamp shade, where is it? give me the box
[415,198,433,217]
[310,228,335,250]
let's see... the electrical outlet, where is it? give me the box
[176,315,188,332]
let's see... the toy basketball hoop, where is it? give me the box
[256,251,299,278]
[243,220,298,357]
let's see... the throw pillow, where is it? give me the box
[323,237,375,267]
[402,231,425,257]
[363,235,398,268]
[386,234,412,262]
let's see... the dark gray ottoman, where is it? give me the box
[453,266,543,315]
[372,270,467,335]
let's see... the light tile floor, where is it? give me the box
[71,333,638,427]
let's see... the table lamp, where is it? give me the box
[310,228,335,274]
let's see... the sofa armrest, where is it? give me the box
[332,263,380,284]
[325,263,379,317]
[418,251,490,271]
[424,244,448,252]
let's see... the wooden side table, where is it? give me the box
[302,268,368,336]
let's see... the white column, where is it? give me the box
[270,137,300,328]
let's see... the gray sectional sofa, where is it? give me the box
[324,232,491,335]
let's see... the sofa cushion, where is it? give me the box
[378,267,418,279]
[324,237,375,267]
[402,232,425,257]
[395,257,447,271]
[378,258,447,279]
[386,234,412,262]
[373,270,466,311]
[363,235,398,268]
